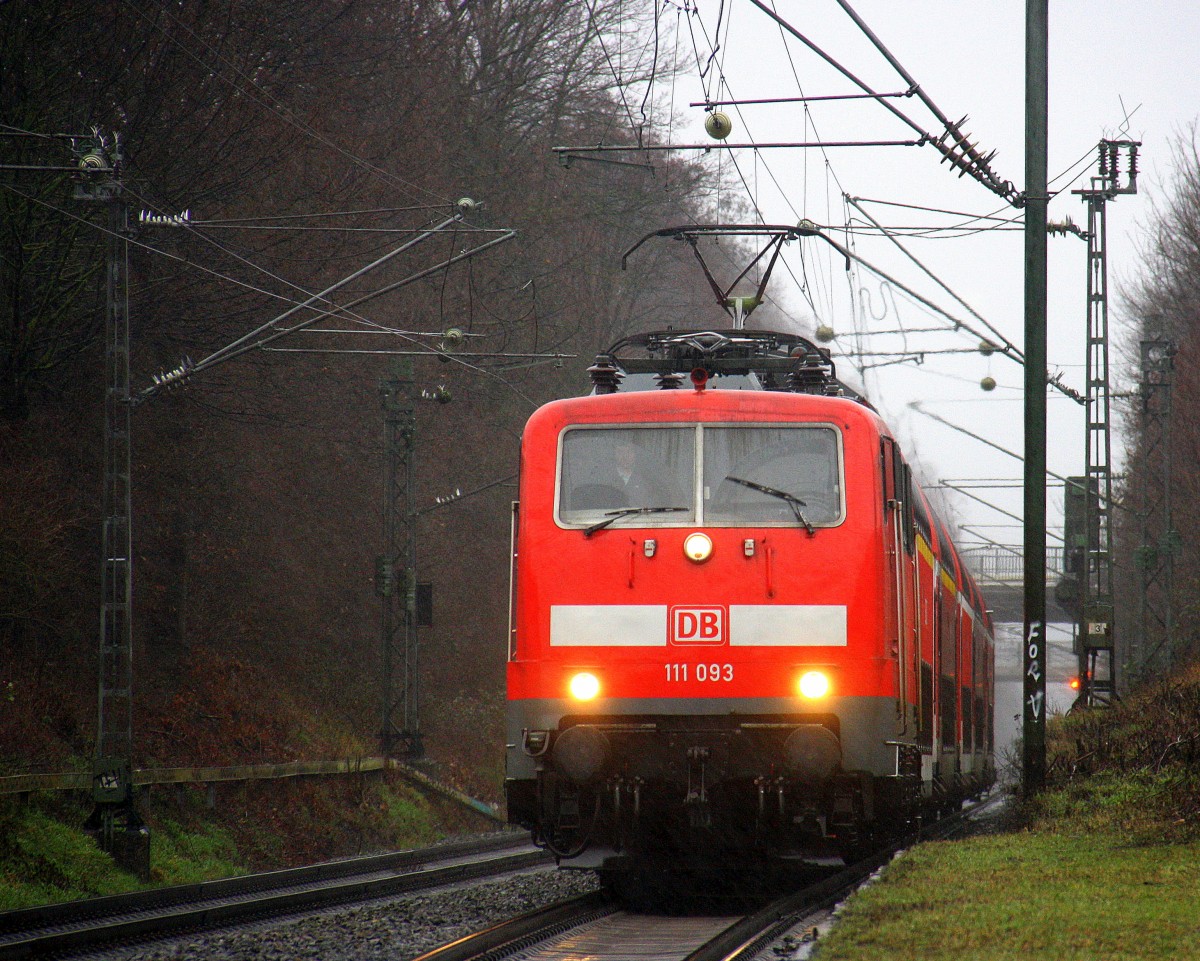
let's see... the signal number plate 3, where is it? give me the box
[665,663,733,683]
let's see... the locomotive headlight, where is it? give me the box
[798,670,831,699]
[683,531,713,562]
[569,672,601,701]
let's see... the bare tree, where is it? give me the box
[1118,130,1200,670]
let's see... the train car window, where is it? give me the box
[960,684,973,746]
[880,437,894,520]
[703,426,842,525]
[558,427,695,525]
[938,585,958,750]
[901,463,915,555]
[939,676,957,750]
[919,662,933,747]
[912,491,932,543]
[920,500,937,553]
[973,623,988,751]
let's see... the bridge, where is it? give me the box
[959,545,1072,624]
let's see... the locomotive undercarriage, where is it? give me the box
[510,715,922,870]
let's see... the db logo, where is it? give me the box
[669,606,727,645]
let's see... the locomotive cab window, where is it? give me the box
[557,424,843,529]
[559,427,695,523]
[703,426,841,525]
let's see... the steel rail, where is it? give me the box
[411,799,1001,961]
[0,833,549,959]
[411,891,618,961]
[685,796,1001,961]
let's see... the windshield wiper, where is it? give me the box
[725,475,815,535]
[583,506,688,537]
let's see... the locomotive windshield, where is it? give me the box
[558,427,696,523]
[557,424,842,529]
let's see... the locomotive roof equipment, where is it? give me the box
[589,328,869,401]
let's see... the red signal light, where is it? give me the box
[1068,676,1081,691]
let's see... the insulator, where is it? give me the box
[151,357,194,390]
[655,371,684,390]
[788,355,833,394]
[77,150,107,172]
[421,385,452,404]
[587,354,624,394]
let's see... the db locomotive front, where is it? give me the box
[504,330,994,876]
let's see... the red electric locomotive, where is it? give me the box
[505,329,994,877]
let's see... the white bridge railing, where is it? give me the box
[959,545,1065,585]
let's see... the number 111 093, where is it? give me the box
[665,663,733,682]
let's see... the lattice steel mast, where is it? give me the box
[71,133,151,875]
[1072,140,1138,706]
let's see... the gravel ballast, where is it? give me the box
[108,868,601,961]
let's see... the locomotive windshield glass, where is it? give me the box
[557,424,842,528]
[703,426,841,525]
[558,427,696,523]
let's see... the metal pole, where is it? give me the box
[378,363,422,761]
[1022,0,1049,792]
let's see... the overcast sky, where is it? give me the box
[625,0,1197,566]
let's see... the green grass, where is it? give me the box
[814,764,1200,957]
[814,828,1200,960]
[815,667,1200,959]
[0,773,470,911]
[0,800,142,910]
[149,816,246,885]
[383,782,442,845]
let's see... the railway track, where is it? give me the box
[413,796,1001,961]
[409,857,873,961]
[0,832,550,959]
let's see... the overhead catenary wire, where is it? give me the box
[123,181,418,321]
[142,216,520,399]
[792,225,1022,361]
[742,0,931,139]
[845,195,1019,358]
[2,173,536,406]
[672,8,840,323]
[910,404,1137,520]
[0,180,331,309]
[932,481,1065,543]
[681,2,1008,371]
[569,2,1090,421]
[742,0,1016,205]
[87,178,540,404]
[583,0,655,155]
[73,9,532,378]
[829,0,1016,203]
